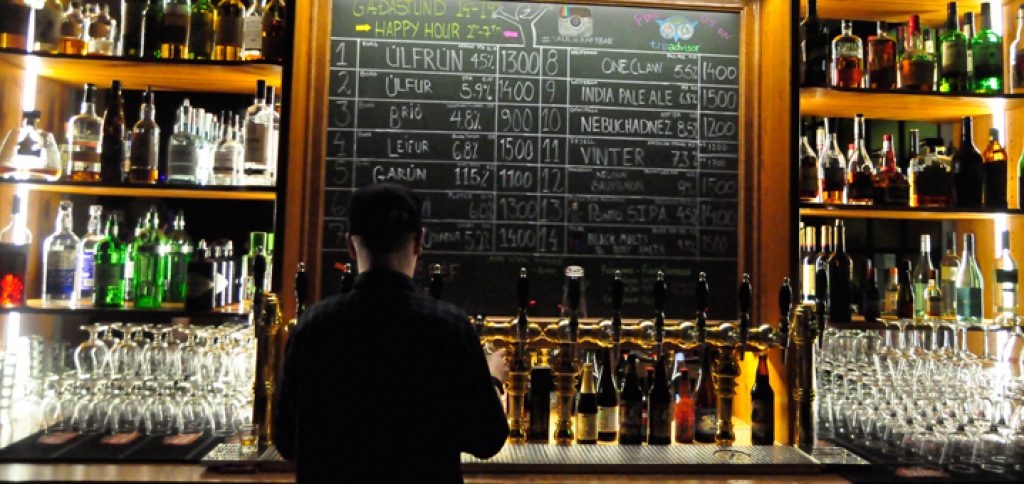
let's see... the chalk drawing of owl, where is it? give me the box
[656,16,699,42]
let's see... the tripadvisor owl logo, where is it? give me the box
[656,16,700,42]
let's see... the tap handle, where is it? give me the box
[516,267,530,311]
[253,247,267,324]
[738,273,752,351]
[653,271,667,314]
[611,271,624,312]
[295,262,308,318]
[340,263,355,294]
[430,264,444,300]
[568,274,582,313]
[814,263,828,347]
[779,277,792,359]
[696,272,708,343]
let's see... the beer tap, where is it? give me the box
[610,271,624,355]
[430,264,444,299]
[553,267,583,445]
[506,268,532,444]
[789,304,819,453]
[251,249,282,450]
[653,271,667,358]
[737,274,752,360]
[779,278,793,364]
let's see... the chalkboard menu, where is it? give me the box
[323,0,741,318]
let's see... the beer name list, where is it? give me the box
[324,0,742,317]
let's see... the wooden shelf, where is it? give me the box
[826,315,1001,331]
[804,0,985,26]
[0,49,282,94]
[799,87,1016,122]
[0,180,277,201]
[800,204,1024,221]
[0,300,251,324]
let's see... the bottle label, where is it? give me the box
[822,166,845,192]
[164,6,190,28]
[835,41,860,58]
[941,41,968,76]
[619,401,643,439]
[45,268,76,298]
[751,399,773,444]
[168,144,200,179]
[597,405,618,433]
[941,266,958,283]
[1016,52,1024,88]
[244,15,263,50]
[996,269,1018,284]
[695,407,718,439]
[576,413,597,441]
[0,244,29,278]
[799,160,819,196]
[884,290,899,315]
[94,262,124,288]
[648,403,671,441]
[927,296,943,317]
[216,17,245,47]
[956,287,983,321]
[973,42,1003,79]
[245,124,269,167]
[79,251,96,290]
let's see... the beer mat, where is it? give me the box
[57,433,150,461]
[126,434,221,462]
[0,430,89,462]
[0,430,221,463]
[824,434,1024,482]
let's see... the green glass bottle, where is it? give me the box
[939,2,969,93]
[955,233,984,324]
[189,0,215,59]
[165,210,192,303]
[972,2,1003,93]
[93,215,126,308]
[143,0,164,59]
[132,208,167,308]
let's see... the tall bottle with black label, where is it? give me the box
[618,354,643,445]
[647,355,671,445]
[862,260,881,321]
[800,0,829,86]
[955,117,984,208]
[596,349,618,442]
[185,240,215,311]
[750,354,774,445]
[576,362,598,444]
[828,220,852,323]
[694,349,718,443]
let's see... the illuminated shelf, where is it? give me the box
[799,87,1017,122]
[0,300,251,324]
[804,0,985,26]
[826,316,997,331]
[0,49,282,94]
[800,203,1024,221]
[0,180,276,201]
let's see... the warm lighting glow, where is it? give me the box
[993,3,1004,39]
[4,312,19,354]
[21,56,41,112]
[996,214,1009,252]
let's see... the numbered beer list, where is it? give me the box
[322,3,741,316]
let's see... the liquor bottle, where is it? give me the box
[940,232,960,317]
[0,0,30,49]
[900,15,936,91]
[100,80,125,182]
[896,260,915,318]
[213,114,243,184]
[93,214,125,308]
[143,0,163,58]
[0,195,30,307]
[815,224,832,283]
[576,362,598,444]
[160,0,190,59]
[261,0,287,63]
[128,87,159,184]
[884,266,899,316]
[831,20,863,88]
[819,132,847,204]
[912,235,934,318]
[673,367,694,443]
[526,365,552,443]
[798,133,819,202]
[165,210,191,303]
[67,83,103,182]
[750,354,774,445]
[954,117,985,208]
[210,244,224,306]
[122,0,147,57]
[618,354,643,445]
[956,233,983,324]
[693,350,717,443]
[994,230,1018,326]
[1013,4,1024,93]
[964,12,976,85]
[0,111,62,181]
[925,270,943,319]
[647,356,671,445]
[242,0,264,60]
[983,128,1008,209]
[867,22,897,90]
[124,215,144,302]
[872,134,910,206]
[87,4,115,55]
[189,0,215,60]
[133,208,167,308]
[596,350,618,442]
[847,114,875,204]
[33,0,64,53]
[862,259,881,321]
[244,80,272,183]
[939,2,969,93]
[800,0,829,86]
[77,205,103,301]
[973,3,1003,93]
[222,240,236,304]
[214,0,245,60]
[58,1,87,55]
[264,84,280,184]
[168,102,200,184]
[185,239,215,311]
[828,220,853,323]
[802,225,817,303]
[42,201,80,303]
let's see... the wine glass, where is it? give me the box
[74,324,109,380]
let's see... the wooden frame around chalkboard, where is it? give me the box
[282,0,792,326]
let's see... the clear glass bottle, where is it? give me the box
[1013,4,1024,93]
[33,0,64,54]
[818,132,847,204]
[0,111,62,181]
[128,87,159,184]
[86,3,116,55]
[912,234,934,318]
[955,233,983,324]
[940,232,960,317]
[798,133,819,202]
[265,85,280,184]
[994,230,1018,327]
[67,83,103,182]
[871,134,909,206]
[242,0,264,60]
[883,266,899,316]
[132,207,166,308]
[982,128,1008,209]
[164,210,191,303]
[0,195,31,307]
[939,1,969,93]
[910,137,953,207]
[58,0,87,55]
[42,200,80,303]
[213,0,245,61]
[847,114,875,204]
[973,2,1003,93]
[214,114,244,185]
[261,0,286,63]
[93,213,125,308]
[867,21,897,90]
[900,15,936,91]
[160,0,190,59]
[244,80,272,184]
[77,204,104,301]
[801,226,817,303]
[188,0,215,60]
[831,20,863,88]
[167,101,200,184]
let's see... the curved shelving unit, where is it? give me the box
[800,203,1024,221]
[799,87,1019,122]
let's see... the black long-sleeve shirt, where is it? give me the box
[273,269,509,483]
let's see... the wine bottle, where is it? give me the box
[673,367,694,443]
[828,220,852,323]
[693,349,718,443]
[862,260,881,321]
[618,354,643,445]
[750,354,774,445]
[912,234,934,318]
[647,356,672,445]
[954,117,984,208]
[576,362,598,444]
[596,350,619,442]
[956,233,984,324]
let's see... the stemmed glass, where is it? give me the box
[109,324,144,379]
[74,324,110,380]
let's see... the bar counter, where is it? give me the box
[0,464,848,483]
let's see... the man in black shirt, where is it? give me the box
[273,183,509,483]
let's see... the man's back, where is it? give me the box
[274,269,509,483]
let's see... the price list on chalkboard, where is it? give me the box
[323,0,741,317]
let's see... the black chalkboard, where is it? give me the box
[323,0,741,318]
